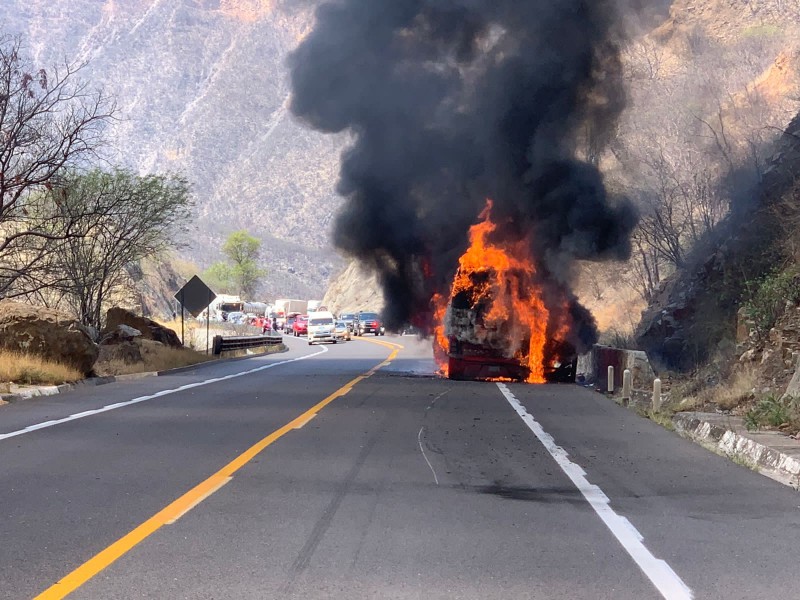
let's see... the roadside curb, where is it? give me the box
[0,373,157,404]
[0,343,289,405]
[598,389,800,491]
[672,412,800,490]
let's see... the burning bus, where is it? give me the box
[288,0,638,387]
[433,201,581,383]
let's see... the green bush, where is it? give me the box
[742,269,800,335]
[744,394,798,431]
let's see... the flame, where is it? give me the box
[432,292,450,375]
[432,200,568,384]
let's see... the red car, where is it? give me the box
[292,315,309,336]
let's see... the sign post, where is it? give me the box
[206,288,212,355]
[174,276,217,352]
[180,289,185,346]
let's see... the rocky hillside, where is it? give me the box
[636,111,800,369]
[320,261,383,316]
[0,0,344,299]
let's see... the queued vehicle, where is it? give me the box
[283,314,297,334]
[334,320,351,341]
[292,315,308,336]
[356,312,384,336]
[339,312,358,333]
[307,311,337,345]
[225,311,247,325]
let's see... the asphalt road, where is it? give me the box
[1,334,798,599]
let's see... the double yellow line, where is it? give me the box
[35,341,401,599]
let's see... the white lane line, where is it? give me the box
[496,383,694,600]
[0,346,330,443]
[417,426,439,486]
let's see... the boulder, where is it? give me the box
[0,300,98,375]
[97,341,142,365]
[104,307,182,348]
[100,324,142,346]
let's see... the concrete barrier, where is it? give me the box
[577,345,657,393]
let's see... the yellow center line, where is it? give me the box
[34,345,400,600]
[354,336,406,352]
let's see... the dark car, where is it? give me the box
[339,312,358,333]
[357,312,384,336]
[283,315,297,334]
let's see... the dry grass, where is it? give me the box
[95,341,213,376]
[0,349,83,386]
[680,366,758,412]
[155,318,201,334]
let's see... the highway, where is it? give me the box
[1,335,798,599]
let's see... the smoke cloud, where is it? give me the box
[289,0,638,343]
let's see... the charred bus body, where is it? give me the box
[443,284,578,384]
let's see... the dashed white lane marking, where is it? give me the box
[496,383,694,600]
[0,346,330,443]
[417,426,439,486]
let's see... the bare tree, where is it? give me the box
[623,38,665,82]
[49,169,193,330]
[0,36,115,297]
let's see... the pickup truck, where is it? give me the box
[356,312,384,336]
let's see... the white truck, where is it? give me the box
[208,294,243,321]
[274,299,308,327]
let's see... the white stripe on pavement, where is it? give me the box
[0,346,329,443]
[496,382,694,600]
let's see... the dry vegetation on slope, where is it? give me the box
[0,0,343,300]
[574,0,800,336]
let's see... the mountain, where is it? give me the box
[0,0,345,300]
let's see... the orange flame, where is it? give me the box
[432,292,450,376]
[432,200,566,384]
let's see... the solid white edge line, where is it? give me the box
[496,383,694,600]
[0,346,330,443]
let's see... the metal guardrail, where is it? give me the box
[212,333,284,355]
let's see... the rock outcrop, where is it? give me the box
[0,300,98,375]
[322,260,384,315]
[104,308,182,348]
[636,113,800,371]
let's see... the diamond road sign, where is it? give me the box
[174,275,216,318]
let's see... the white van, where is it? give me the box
[307,311,337,345]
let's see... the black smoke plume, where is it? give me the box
[289,0,638,348]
